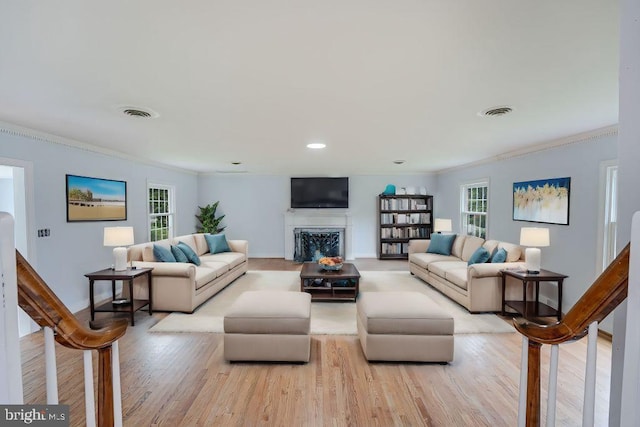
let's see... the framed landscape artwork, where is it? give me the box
[66,174,127,222]
[513,177,570,225]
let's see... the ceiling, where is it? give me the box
[0,1,619,175]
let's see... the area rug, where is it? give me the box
[148,270,515,335]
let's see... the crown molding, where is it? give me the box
[0,121,197,175]
[435,125,618,175]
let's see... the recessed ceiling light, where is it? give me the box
[478,106,514,117]
[393,160,406,165]
[307,142,326,149]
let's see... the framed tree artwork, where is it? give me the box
[513,177,570,225]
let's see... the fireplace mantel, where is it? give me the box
[284,210,353,260]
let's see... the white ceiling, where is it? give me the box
[0,1,619,175]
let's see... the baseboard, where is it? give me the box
[598,329,612,341]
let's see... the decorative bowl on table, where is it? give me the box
[319,256,343,271]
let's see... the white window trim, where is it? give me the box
[147,182,176,242]
[460,178,490,238]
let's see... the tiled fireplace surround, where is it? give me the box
[284,210,353,261]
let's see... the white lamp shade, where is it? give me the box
[434,218,453,233]
[103,227,134,247]
[104,227,134,271]
[519,227,550,247]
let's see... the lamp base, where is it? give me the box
[113,247,128,271]
[524,247,541,274]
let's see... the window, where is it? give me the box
[601,163,618,271]
[148,184,174,242]
[461,181,489,239]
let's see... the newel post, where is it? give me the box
[526,340,541,427]
[97,346,115,427]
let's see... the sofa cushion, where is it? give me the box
[427,234,457,256]
[451,235,467,258]
[499,242,523,262]
[153,244,176,262]
[409,253,460,269]
[201,252,246,269]
[483,240,500,256]
[194,266,218,290]
[205,233,231,254]
[428,261,467,278]
[171,245,189,263]
[192,233,210,256]
[143,241,169,262]
[176,242,202,266]
[468,246,491,265]
[200,260,230,277]
[461,236,485,261]
[445,268,469,290]
[491,247,507,263]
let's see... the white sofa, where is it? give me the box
[408,235,526,313]
[127,233,248,313]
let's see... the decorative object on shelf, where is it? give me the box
[319,256,343,270]
[66,174,127,222]
[520,227,550,274]
[103,226,134,271]
[434,218,453,234]
[382,184,396,195]
[513,177,571,225]
[196,201,226,233]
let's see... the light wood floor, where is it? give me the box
[20,259,612,426]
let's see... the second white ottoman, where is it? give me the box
[224,290,311,362]
[357,291,454,362]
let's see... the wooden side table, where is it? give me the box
[501,268,567,321]
[85,267,153,326]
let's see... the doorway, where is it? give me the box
[0,159,38,336]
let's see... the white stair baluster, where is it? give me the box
[518,336,528,427]
[44,326,58,404]
[583,321,598,427]
[83,350,96,427]
[546,344,559,426]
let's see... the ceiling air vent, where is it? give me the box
[479,106,513,117]
[117,105,159,119]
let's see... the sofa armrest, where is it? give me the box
[408,239,430,254]
[468,262,526,279]
[131,261,196,278]
[227,240,248,256]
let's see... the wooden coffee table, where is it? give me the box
[300,262,360,302]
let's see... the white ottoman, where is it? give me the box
[357,291,454,362]
[224,291,311,362]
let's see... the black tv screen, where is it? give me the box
[291,177,349,208]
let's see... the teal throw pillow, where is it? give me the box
[176,241,201,266]
[468,246,491,265]
[171,245,189,262]
[491,247,507,263]
[153,244,176,262]
[205,233,231,254]
[426,234,457,256]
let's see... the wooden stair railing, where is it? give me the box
[514,242,629,426]
[15,250,128,427]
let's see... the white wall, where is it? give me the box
[197,174,437,258]
[0,178,13,213]
[0,130,199,313]
[434,133,617,330]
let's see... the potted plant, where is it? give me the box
[195,201,226,233]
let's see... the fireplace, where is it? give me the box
[284,210,353,260]
[294,228,344,262]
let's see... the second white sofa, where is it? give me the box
[408,235,526,313]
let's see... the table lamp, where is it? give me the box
[104,226,134,271]
[434,218,453,234]
[520,227,550,274]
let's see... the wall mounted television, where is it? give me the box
[291,177,349,209]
